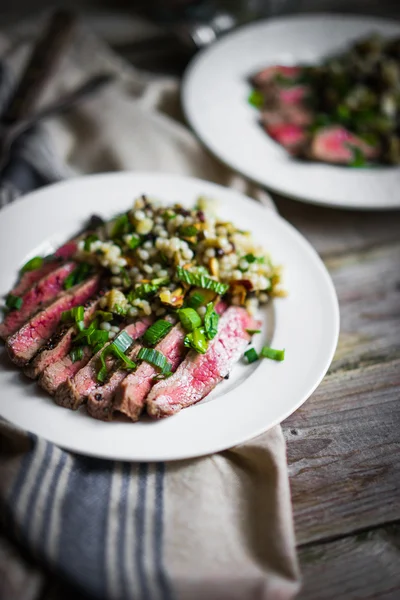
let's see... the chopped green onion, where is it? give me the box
[113,304,127,316]
[127,234,140,249]
[184,327,208,354]
[70,347,84,363]
[204,303,219,340]
[248,89,264,108]
[179,225,198,238]
[94,310,113,322]
[5,294,23,310]
[128,283,158,301]
[76,321,85,331]
[89,330,109,346]
[97,330,136,382]
[151,277,170,286]
[64,263,91,290]
[21,256,43,272]
[178,308,202,332]
[244,348,259,363]
[246,329,261,335]
[260,346,285,361]
[143,320,173,346]
[176,266,229,295]
[187,292,205,309]
[348,145,366,168]
[244,253,264,264]
[83,234,98,251]
[111,213,130,238]
[137,347,172,375]
[120,268,131,288]
[61,306,84,323]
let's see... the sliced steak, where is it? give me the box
[147,307,260,419]
[24,296,100,380]
[55,318,151,410]
[6,275,100,367]
[265,122,308,153]
[308,125,378,164]
[86,343,142,421]
[9,239,78,298]
[0,262,76,340]
[40,346,93,395]
[113,324,188,422]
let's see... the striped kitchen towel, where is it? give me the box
[0,15,299,600]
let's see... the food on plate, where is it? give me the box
[1,195,285,421]
[249,34,400,166]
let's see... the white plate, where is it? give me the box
[0,173,339,461]
[182,14,400,210]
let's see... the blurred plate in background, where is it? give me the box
[182,14,400,209]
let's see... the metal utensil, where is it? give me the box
[0,73,115,173]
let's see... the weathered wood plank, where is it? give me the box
[297,524,400,600]
[283,359,400,545]
[275,196,400,258]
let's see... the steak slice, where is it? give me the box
[308,125,378,164]
[6,275,100,367]
[55,318,152,410]
[40,346,93,396]
[265,122,308,153]
[24,296,100,380]
[0,262,76,340]
[86,343,143,421]
[114,324,188,422]
[9,239,78,297]
[147,307,260,419]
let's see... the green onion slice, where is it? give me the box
[179,225,198,238]
[64,263,91,290]
[184,327,208,354]
[187,292,205,309]
[176,266,229,295]
[84,234,98,251]
[94,310,113,322]
[244,348,259,363]
[128,283,158,301]
[21,256,44,272]
[260,346,285,361]
[246,329,261,335]
[70,347,84,363]
[143,320,173,346]
[248,89,264,109]
[61,306,84,323]
[5,294,23,310]
[111,213,130,238]
[127,234,140,249]
[97,330,136,382]
[178,308,202,332]
[204,303,219,340]
[137,347,172,375]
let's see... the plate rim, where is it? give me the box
[181,12,400,211]
[0,172,340,461]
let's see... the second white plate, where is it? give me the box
[182,14,400,210]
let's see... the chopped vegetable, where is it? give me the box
[179,225,198,238]
[61,306,84,323]
[260,346,285,361]
[184,327,208,354]
[111,213,130,239]
[178,308,202,332]
[94,310,113,322]
[244,348,259,363]
[97,330,136,382]
[127,234,140,249]
[21,256,44,272]
[5,294,23,310]
[64,263,91,290]
[176,266,229,295]
[187,292,205,309]
[70,347,84,363]
[248,89,264,108]
[84,234,98,251]
[143,320,173,346]
[204,303,219,340]
[246,329,261,335]
[137,347,172,375]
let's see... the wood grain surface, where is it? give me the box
[278,198,400,598]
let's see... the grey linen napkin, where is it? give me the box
[0,17,300,600]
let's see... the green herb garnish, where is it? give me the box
[184,327,208,354]
[244,348,259,363]
[260,346,285,361]
[178,308,202,332]
[84,234,98,252]
[137,347,172,375]
[176,266,229,295]
[21,256,43,272]
[97,330,136,382]
[64,263,91,290]
[143,320,173,346]
[248,89,264,108]
[70,347,84,363]
[5,294,23,310]
[204,303,219,340]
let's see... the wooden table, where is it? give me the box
[276,199,400,599]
